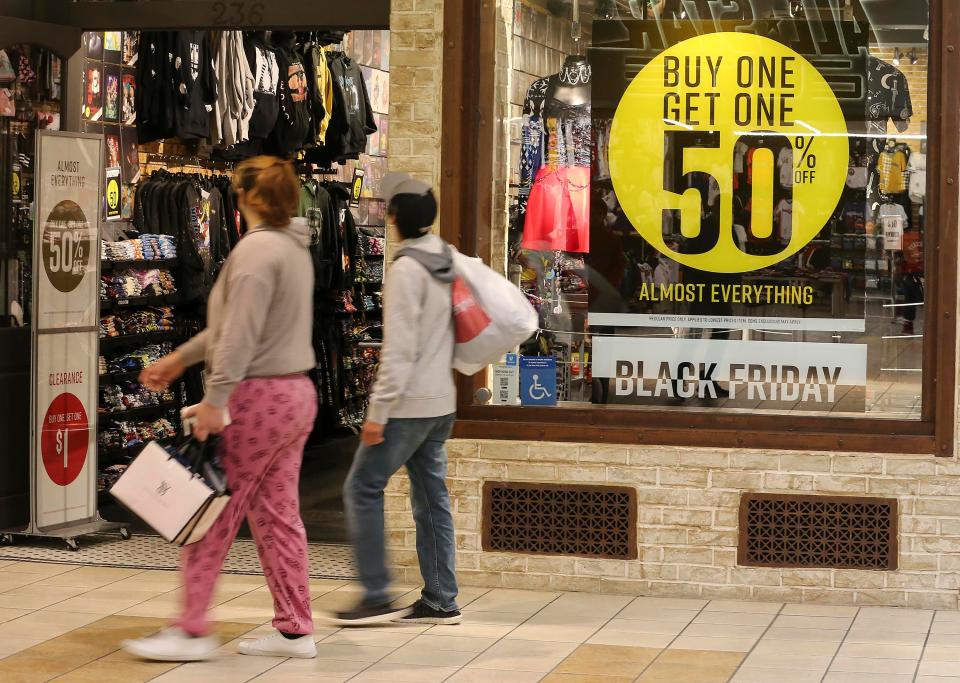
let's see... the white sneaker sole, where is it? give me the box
[396,614,464,625]
[326,607,414,627]
[121,640,215,662]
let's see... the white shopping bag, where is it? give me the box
[110,440,231,546]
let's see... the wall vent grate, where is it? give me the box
[482,482,637,560]
[739,493,898,570]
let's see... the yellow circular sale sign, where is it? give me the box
[610,33,848,274]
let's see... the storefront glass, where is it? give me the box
[488,0,931,420]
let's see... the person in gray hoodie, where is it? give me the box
[333,173,462,626]
[124,157,319,662]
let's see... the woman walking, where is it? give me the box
[123,156,319,661]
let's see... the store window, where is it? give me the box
[483,0,934,422]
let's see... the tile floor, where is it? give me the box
[0,559,959,682]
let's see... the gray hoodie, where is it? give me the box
[177,219,316,408]
[367,233,456,425]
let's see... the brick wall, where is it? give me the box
[388,0,444,233]
[385,441,960,609]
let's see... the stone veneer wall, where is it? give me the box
[384,442,960,610]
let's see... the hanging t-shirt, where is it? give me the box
[173,30,217,140]
[865,57,913,153]
[878,147,909,194]
[777,146,793,188]
[775,198,793,244]
[908,151,927,203]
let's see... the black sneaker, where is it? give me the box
[393,600,463,625]
[331,602,413,627]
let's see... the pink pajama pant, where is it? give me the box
[176,375,318,637]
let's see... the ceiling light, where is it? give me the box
[892,48,901,66]
[909,48,919,65]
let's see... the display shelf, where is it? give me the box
[99,401,179,421]
[99,370,145,384]
[100,294,179,312]
[98,437,175,466]
[101,258,178,272]
[99,330,180,350]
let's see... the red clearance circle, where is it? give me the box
[40,393,89,487]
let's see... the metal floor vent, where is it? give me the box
[739,493,898,570]
[483,482,637,560]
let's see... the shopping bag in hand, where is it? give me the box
[110,437,231,546]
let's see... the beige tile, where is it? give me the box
[828,656,918,674]
[918,660,960,677]
[33,566,143,588]
[732,668,825,683]
[553,644,659,678]
[845,628,927,646]
[855,608,933,632]
[614,605,700,623]
[679,624,767,640]
[922,645,960,662]
[704,600,782,614]
[321,629,418,648]
[426,621,515,639]
[625,597,708,611]
[693,610,776,627]
[600,618,686,635]
[350,662,460,682]
[669,635,759,652]
[0,608,31,625]
[446,670,545,683]
[749,638,839,657]
[0,574,45,592]
[544,593,631,618]
[929,633,960,647]
[1,562,80,576]
[455,587,492,608]
[741,651,833,671]
[463,611,532,627]
[465,590,560,615]
[773,615,855,630]
[313,643,397,662]
[637,649,743,683]
[411,634,497,652]
[764,627,847,643]
[837,642,924,659]
[0,584,90,610]
[382,641,477,667]
[780,604,858,618]
[917,678,960,683]
[248,655,367,682]
[0,609,102,640]
[822,674,913,683]
[587,628,675,649]
[541,675,634,683]
[932,623,960,636]
[467,639,578,673]
[506,623,601,644]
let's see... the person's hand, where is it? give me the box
[183,402,226,442]
[139,352,186,392]
[361,421,385,447]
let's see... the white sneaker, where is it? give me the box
[122,627,218,662]
[237,632,317,659]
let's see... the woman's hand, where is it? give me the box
[360,421,385,447]
[183,402,227,442]
[139,352,186,392]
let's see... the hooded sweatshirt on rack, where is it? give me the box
[366,233,456,426]
[176,219,316,408]
[307,52,376,166]
[269,32,312,156]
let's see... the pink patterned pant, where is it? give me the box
[176,375,318,636]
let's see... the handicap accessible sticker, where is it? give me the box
[520,356,557,407]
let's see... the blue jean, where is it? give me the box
[343,414,459,612]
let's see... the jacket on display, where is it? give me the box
[308,52,376,166]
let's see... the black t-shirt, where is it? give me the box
[865,56,912,154]
[308,52,376,166]
[174,31,217,140]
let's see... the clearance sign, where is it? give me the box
[609,33,847,274]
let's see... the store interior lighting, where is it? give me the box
[892,47,902,65]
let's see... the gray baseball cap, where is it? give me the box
[382,172,432,203]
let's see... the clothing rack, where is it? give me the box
[142,152,235,175]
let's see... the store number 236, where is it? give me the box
[211,1,265,27]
